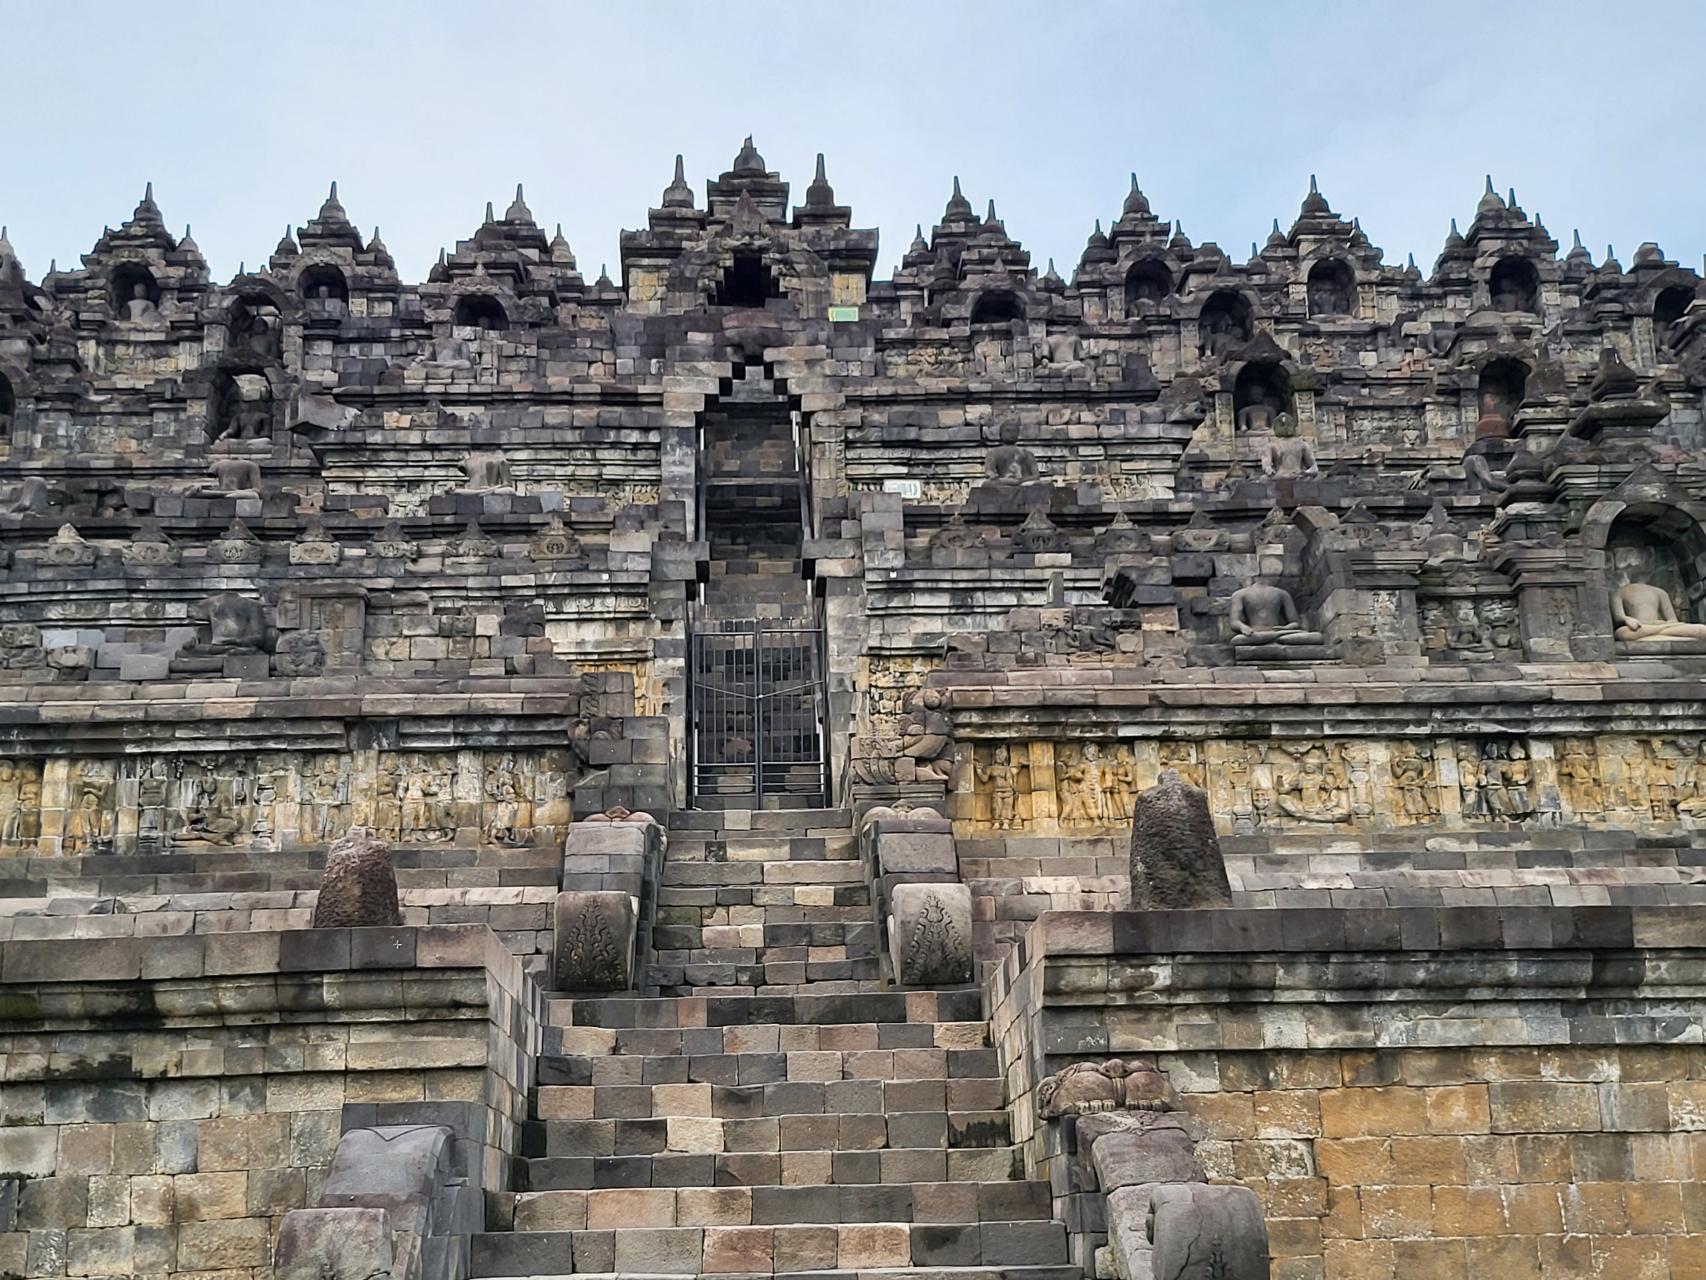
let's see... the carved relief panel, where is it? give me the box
[954,734,1706,837]
[0,749,578,856]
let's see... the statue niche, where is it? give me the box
[1607,516,1706,648]
[229,295,282,361]
[210,371,274,444]
[0,372,13,441]
[1306,257,1355,318]
[111,265,163,325]
[1233,360,1291,435]
[1197,291,1252,361]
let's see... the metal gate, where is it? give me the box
[690,620,827,807]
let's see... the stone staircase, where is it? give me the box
[647,809,879,995]
[468,805,1072,1280]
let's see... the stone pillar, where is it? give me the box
[553,818,664,991]
[859,811,973,986]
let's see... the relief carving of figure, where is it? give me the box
[1503,742,1535,819]
[485,755,526,845]
[63,764,115,854]
[304,756,347,841]
[1104,747,1138,823]
[1390,743,1439,822]
[1646,738,1685,819]
[1159,742,1204,789]
[1060,744,1110,825]
[1276,747,1351,823]
[1677,741,1706,817]
[977,745,1021,830]
[1560,740,1604,814]
[1457,745,1486,819]
[0,762,31,851]
[2,764,41,850]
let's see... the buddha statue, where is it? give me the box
[194,456,261,499]
[1612,581,1706,644]
[1261,413,1317,478]
[122,283,162,325]
[984,421,1039,482]
[1229,581,1322,647]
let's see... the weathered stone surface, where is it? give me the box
[1127,770,1232,909]
[887,881,972,986]
[1038,1060,1179,1119]
[1145,1183,1269,1280]
[311,828,402,928]
[1087,1114,1204,1190]
[273,1206,394,1280]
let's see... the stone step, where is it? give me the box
[493,1269,1083,1280]
[517,1144,1023,1190]
[649,920,877,948]
[546,1019,990,1058]
[661,860,867,887]
[549,989,984,1029]
[469,1218,1069,1276]
[533,1076,1004,1121]
[504,1180,1054,1231]
[649,980,897,998]
[522,1109,1013,1157]
[643,959,884,990]
[474,1268,1080,1280]
[664,834,859,862]
[667,808,854,834]
[537,1047,1001,1088]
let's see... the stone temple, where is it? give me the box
[0,140,1704,1279]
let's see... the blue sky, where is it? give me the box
[7,1,1704,284]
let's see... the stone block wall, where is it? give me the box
[0,923,539,1280]
[990,905,1706,1279]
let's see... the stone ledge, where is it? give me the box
[0,921,516,987]
[1026,903,1706,963]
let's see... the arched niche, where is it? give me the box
[1475,357,1530,436]
[209,369,274,443]
[1123,260,1172,310]
[228,294,283,360]
[299,264,349,307]
[1306,258,1355,318]
[1233,361,1293,433]
[0,371,14,439]
[1654,284,1696,348]
[715,250,781,308]
[1198,291,1253,360]
[1488,257,1540,314]
[454,295,508,330]
[109,263,160,317]
[970,290,1025,325]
